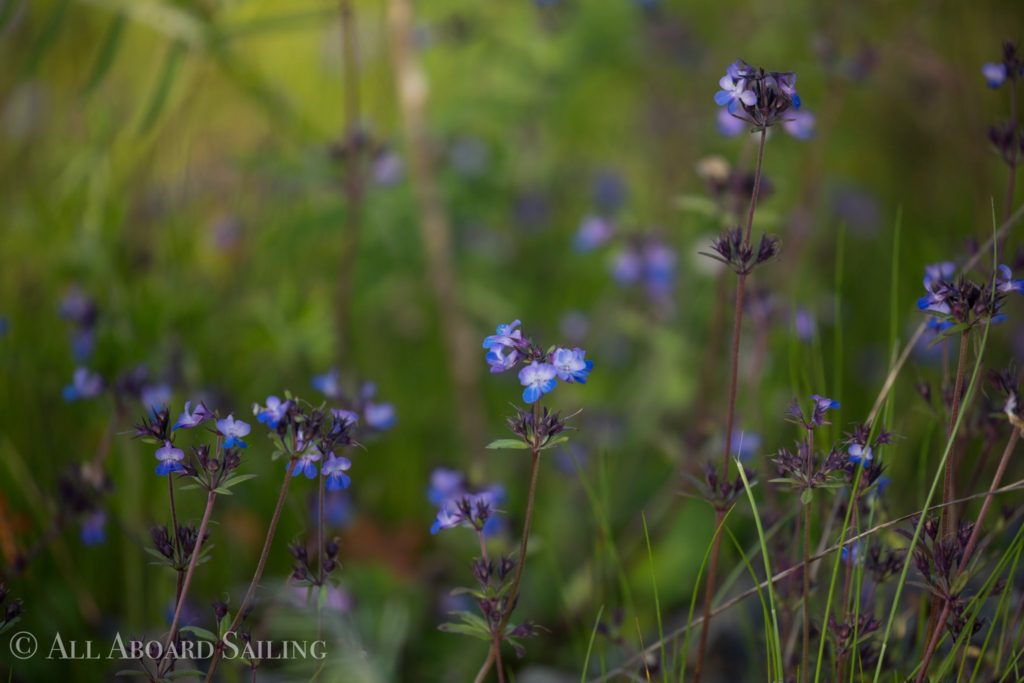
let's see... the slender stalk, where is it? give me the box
[801,432,814,683]
[317,469,325,642]
[157,491,217,676]
[915,430,1020,682]
[474,403,544,682]
[942,330,970,538]
[694,126,768,683]
[334,0,363,359]
[204,465,295,683]
[167,474,183,672]
[1004,79,1018,224]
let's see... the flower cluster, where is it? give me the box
[311,370,396,431]
[695,459,756,511]
[704,226,781,275]
[253,396,361,483]
[827,613,881,665]
[786,394,840,430]
[714,60,803,131]
[428,468,505,535]
[288,539,340,587]
[482,320,594,404]
[150,523,209,573]
[917,262,1022,331]
[982,41,1022,88]
[611,236,678,309]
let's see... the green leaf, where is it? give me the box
[486,439,530,450]
[540,435,569,450]
[221,474,258,489]
[800,488,813,505]
[180,626,217,642]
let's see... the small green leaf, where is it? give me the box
[800,488,813,505]
[540,435,569,450]
[180,626,217,642]
[486,439,530,450]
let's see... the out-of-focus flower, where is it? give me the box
[782,109,815,139]
[372,149,404,186]
[63,367,103,401]
[982,62,1007,88]
[312,369,342,399]
[731,429,761,461]
[714,60,802,130]
[216,415,251,449]
[141,384,171,414]
[848,443,873,464]
[428,468,466,506]
[80,510,106,546]
[996,264,1024,294]
[794,307,816,342]
[174,401,211,430]
[573,215,615,252]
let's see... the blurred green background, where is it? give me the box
[2,0,1023,680]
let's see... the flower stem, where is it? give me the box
[157,490,217,676]
[204,465,295,683]
[694,125,768,683]
[942,330,970,538]
[1004,79,1018,224]
[474,403,544,682]
[317,468,326,642]
[915,429,1020,681]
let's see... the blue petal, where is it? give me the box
[523,385,541,404]
[540,379,557,395]
[304,462,318,479]
[713,90,732,106]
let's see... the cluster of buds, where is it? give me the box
[703,227,781,275]
[842,424,893,496]
[787,394,840,431]
[505,405,573,450]
[827,614,881,663]
[770,441,847,497]
[288,539,340,587]
[864,544,905,584]
[900,517,975,611]
[149,523,209,572]
[696,460,756,512]
[983,42,1022,167]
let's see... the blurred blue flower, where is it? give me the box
[80,510,106,546]
[551,347,593,384]
[573,215,615,252]
[0,316,7,337]
[256,395,290,429]
[731,428,761,461]
[323,453,352,491]
[996,264,1024,294]
[428,468,466,506]
[592,170,626,213]
[312,369,342,399]
[840,541,861,565]
[483,320,523,351]
[63,367,103,401]
[794,307,816,342]
[847,443,873,464]
[923,261,956,288]
[811,394,840,411]
[717,107,746,137]
[155,440,185,476]
[216,415,251,449]
[331,408,360,431]
[982,62,1007,88]
[141,383,171,415]
[519,361,558,404]
[174,401,211,430]
[782,109,815,139]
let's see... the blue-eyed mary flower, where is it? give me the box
[519,361,558,404]
[80,510,106,546]
[255,395,290,429]
[715,68,757,113]
[573,215,615,252]
[551,347,594,384]
[63,367,103,401]
[428,468,467,506]
[848,443,873,464]
[289,447,322,479]
[983,62,1007,88]
[996,264,1024,294]
[312,369,342,400]
[174,401,211,430]
[216,415,251,449]
[323,454,352,491]
[141,384,171,415]
[782,109,815,139]
[155,440,186,476]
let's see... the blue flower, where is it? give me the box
[486,344,520,374]
[573,215,615,252]
[323,453,353,491]
[982,62,1007,88]
[793,307,816,342]
[519,361,558,404]
[923,261,956,288]
[141,384,172,415]
[331,408,360,431]
[782,109,815,139]
[0,316,8,337]
[430,487,503,535]
[174,401,211,430]
[996,264,1024,294]
[364,402,396,430]
[428,468,466,506]
[643,241,677,299]
[289,447,322,479]
[155,440,185,476]
[715,71,757,113]
[731,429,761,461]
[847,443,873,464]
[777,72,801,108]
[312,369,342,399]
[216,415,251,449]
[717,107,747,137]
[611,247,643,285]
[255,395,290,429]
[551,347,593,384]
[63,367,103,401]
[811,394,840,411]
[80,510,106,546]
[840,542,861,565]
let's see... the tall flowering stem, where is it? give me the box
[204,463,296,683]
[941,330,970,539]
[694,124,769,683]
[156,490,217,676]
